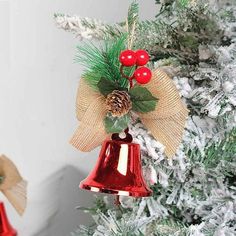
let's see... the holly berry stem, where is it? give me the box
[129,78,133,88]
[120,65,134,88]
[120,65,130,80]
[120,49,151,88]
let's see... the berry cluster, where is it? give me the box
[119,49,152,85]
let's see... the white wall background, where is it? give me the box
[0,1,156,235]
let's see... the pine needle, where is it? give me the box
[127,1,139,30]
[188,128,236,170]
[75,35,131,89]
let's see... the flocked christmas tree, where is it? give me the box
[55,0,236,235]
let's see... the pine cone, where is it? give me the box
[105,90,132,117]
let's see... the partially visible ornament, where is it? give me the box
[0,155,27,216]
[119,50,136,67]
[134,67,152,84]
[0,202,17,236]
[135,50,150,66]
[105,90,132,117]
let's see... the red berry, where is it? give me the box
[134,67,152,84]
[119,50,136,67]
[135,50,150,66]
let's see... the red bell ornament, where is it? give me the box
[0,202,17,236]
[80,134,152,197]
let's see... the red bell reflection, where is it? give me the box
[0,202,17,236]
[80,135,152,197]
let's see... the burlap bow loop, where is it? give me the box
[141,70,186,119]
[71,78,110,151]
[70,68,189,158]
[0,155,27,215]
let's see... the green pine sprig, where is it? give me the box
[75,35,132,89]
[127,1,139,29]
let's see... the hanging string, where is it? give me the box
[128,21,136,50]
[120,19,137,88]
[127,20,137,50]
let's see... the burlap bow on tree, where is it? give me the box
[0,155,27,215]
[70,69,189,158]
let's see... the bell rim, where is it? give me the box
[105,139,140,147]
[80,183,152,198]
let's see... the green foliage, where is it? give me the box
[97,77,128,96]
[54,13,124,39]
[148,219,188,236]
[101,24,124,39]
[63,0,224,65]
[155,0,175,13]
[81,18,123,39]
[219,7,236,22]
[129,86,158,113]
[77,196,109,215]
[126,0,139,48]
[178,0,190,8]
[202,128,236,169]
[104,113,131,133]
[71,226,94,236]
[188,128,236,169]
[75,36,131,89]
[128,1,223,64]
[127,1,139,30]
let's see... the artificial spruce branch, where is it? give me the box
[75,36,130,89]
[55,1,223,65]
[54,13,123,40]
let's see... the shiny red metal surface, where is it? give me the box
[80,140,152,197]
[0,202,17,236]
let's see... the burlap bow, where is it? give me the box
[0,155,27,215]
[70,69,189,158]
